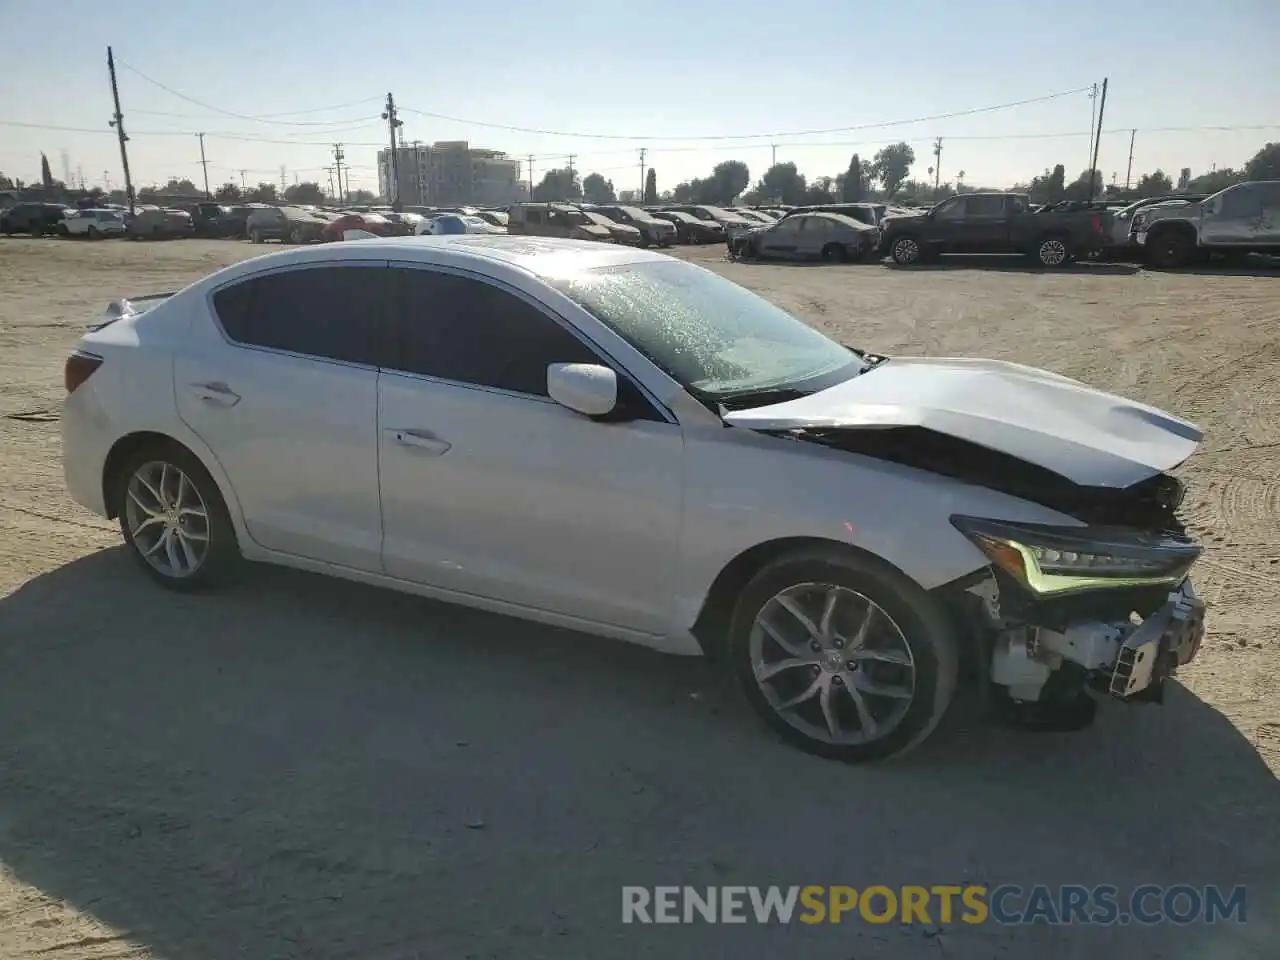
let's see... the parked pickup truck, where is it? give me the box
[880,191,1110,267]
[1131,180,1280,268]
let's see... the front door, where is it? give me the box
[759,216,802,257]
[952,194,1010,251]
[376,264,684,634]
[175,263,386,572]
[1201,183,1264,245]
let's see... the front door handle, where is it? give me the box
[189,381,240,407]
[389,428,451,455]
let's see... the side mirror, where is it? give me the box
[548,363,618,417]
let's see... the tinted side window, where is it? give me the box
[211,265,386,365]
[965,196,1005,216]
[389,270,600,396]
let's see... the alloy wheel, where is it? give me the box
[124,460,211,579]
[749,583,916,746]
[1039,238,1068,266]
[892,238,920,265]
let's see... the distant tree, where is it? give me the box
[1244,142,1280,181]
[704,160,749,204]
[670,180,698,203]
[1029,164,1067,204]
[215,182,242,202]
[802,183,836,204]
[347,189,377,203]
[1135,169,1174,198]
[245,182,278,203]
[841,153,865,202]
[159,178,202,197]
[582,172,616,203]
[284,181,325,205]
[40,153,54,188]
[1187,168,1245,194]
[0,172,13,190]
[644,168,657,204]
[758,162,807,205]
[1063,168,1103,202]
[534,168,581,202]
[1177,167,1192,191]
[871,142,915,197]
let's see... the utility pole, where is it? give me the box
[1124,128,1136,191]
[106,46,136,215]
[411,139,422,205]
[333,144,346,202]
[326,166,336,198]
[567,154,575,183]
[239,169,246,191]
[932,138,943,195]
[639,148,646,199]
[527,154,535,199]
[103,170,111,192]
[1088,77,1108,202]
[196,132,211,198]
[381,93,403,210]
[1087,83,1099,177]
[771,144,777,167]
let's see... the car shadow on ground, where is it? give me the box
[1,549,1276,959]
[882,255,1143,276]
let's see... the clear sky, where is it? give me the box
[2,0,1277,197]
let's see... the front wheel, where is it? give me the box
[1147,228,1194,269]
[87,225,101,240]
[728,548,959,762]
[889,236,922,266]
[249,227,263,244]
[116,443,240,590]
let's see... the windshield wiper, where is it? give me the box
[715,386,813,411]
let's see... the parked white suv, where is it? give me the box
[60,208,127,238]
[1133,180,1280,267]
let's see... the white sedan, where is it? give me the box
[61,236,1207,761]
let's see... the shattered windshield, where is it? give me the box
[547,259,863,398]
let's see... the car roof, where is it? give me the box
[211,235,667,282]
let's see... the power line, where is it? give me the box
[117,59,382,126]
[397,86,1093,141]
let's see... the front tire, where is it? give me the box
[821,242,848,263]
[890,235,922,266]
[115,442,240,591]
[1147,227,1194,269]
[87,225,101,240]
[728,548,959,762]
[249,227,263,244]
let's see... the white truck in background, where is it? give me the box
[1131,180,1280,267]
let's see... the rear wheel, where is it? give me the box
[821,242,848,263]
[1034,234,1072,268]
[289,226,306,244]
[728,548,959,762]
[87,225,101,240]
[115,442,240,591]
[249,227,263,244]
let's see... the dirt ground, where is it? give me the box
[0,236,1276,959]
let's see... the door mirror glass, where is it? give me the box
[547,363,617,417]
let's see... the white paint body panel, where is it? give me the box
[61,237,1180,657]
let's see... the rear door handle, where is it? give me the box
[389,428,451,456]
[189,381,240,407]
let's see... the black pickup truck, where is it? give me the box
[879,192,1111,267]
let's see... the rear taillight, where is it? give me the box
[1091,214,1102,233]
[65,351,103,394]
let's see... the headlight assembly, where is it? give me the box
[951,516,1201,597]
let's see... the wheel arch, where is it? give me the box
[101,431,247,549]
[1146,218,1197,242]
[690,536,922,660]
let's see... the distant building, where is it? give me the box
[377,141,521,207]
[619,189,639,202]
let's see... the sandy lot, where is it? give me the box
[0,236,1276,959]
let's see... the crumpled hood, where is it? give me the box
[722,356,1203,487]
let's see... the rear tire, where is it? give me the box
[115,441,240,591]
[821,242,848,263]
[249,227,263,244]
[87,225,101,240]
[1034,234,1072,268]
[727,547,959,762]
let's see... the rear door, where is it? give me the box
[1257,182,1280,246]
[759,216,802,257]
[795,215,831,257]
[376,264,684,633]
[175,263,388,571]
[954,194,1009,251]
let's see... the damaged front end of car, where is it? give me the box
[796,425,1207,730]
